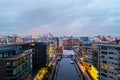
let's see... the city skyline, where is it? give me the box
[0,0,120,36]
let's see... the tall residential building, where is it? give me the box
[0,42,48,80]
[0,47,32,80]
[98,44,120,80]
[31,42,48,77]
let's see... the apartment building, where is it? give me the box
[98,44,120,80]
[63,38,79,49]
[80,42,98,68]
[0,42,48,80]
[31,42,48,77]
[0,47,32,80]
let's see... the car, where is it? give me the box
[70,60,74,64]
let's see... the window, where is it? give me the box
[109,52,114,54]
[103,60,107,64]
[101,73,107,77]
[109,76,113,79]
[12,50,16,55]
[8,51,12,57]
[101,46,107,50]
[6,69,13,73]
[101,51,107,55]
[101,55,104,58]
[13,69,17,75]
[4,53,9,58]
[6,62,11,66]
[115,47,120,50]
[12,61,18,67]
[102,69,107,73]
[0,53,3,58]
[109,57,113,59]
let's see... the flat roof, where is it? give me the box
[1,42,48,47]
[97,44,120,47]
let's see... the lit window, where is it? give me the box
[13,69,17,75]
[4,53,9,58]
[108,66,114,69]
[0,53,3,58]
[13,61,18,67]
[6,62,11,66]
[101,64,108,69]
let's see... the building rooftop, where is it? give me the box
[97,44,120,47]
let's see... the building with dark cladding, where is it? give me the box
[0,47,32,80]
[31,42,48,77]
[0,42,48,80]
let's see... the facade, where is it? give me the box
[0,42,48,80]
[80,42,98,68]
[0,47,32,80]
[63,38,79,49]
[31,42,48,77]
[48,43,55,62]
[74,42,99,80]
[98,44,120,80]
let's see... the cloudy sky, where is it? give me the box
[0,0,120,36]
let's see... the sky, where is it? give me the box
[0,0,120,36]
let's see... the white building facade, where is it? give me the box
[98,44,120,80]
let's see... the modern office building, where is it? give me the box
[0,47,32,80]
[98,44,120,80]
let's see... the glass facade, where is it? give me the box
[5,53,32,79]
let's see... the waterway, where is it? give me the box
[57,50,80,80]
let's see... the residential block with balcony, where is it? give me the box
[98,44,120,80]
